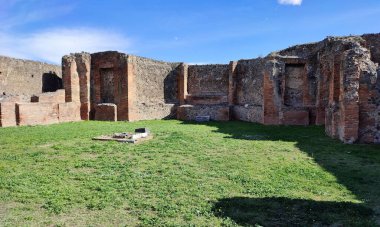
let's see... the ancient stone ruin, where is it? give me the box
[1,33,380,144]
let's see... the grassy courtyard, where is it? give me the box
[0,120,379,226]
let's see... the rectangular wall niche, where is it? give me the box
[284,64,305,107]
[100,68,115,103]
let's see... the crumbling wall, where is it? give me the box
[232,59,265,123]
[178,64,230,121]
[363,34,380,64]
[187,65,229,96]
[304,36,380,144]
[0,56,62,96]
[31,89,65,103]
[357,49,379,143]
[130,56,180,121]
[262,59,285,125]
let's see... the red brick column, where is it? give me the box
[62,56,80,103]
[358,84,377,143]
[338,54,360,143]
[316,59,330,125]
[302,64,312,107]
[340,102,359,143]
[127,56,137,121]
[178,63,188,105]
[75,53,91,120]
[228,61,237,106]
[263,70,280,125]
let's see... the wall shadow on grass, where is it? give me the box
[212,197,373,226]
[180,121,380,223]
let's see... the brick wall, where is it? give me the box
[16,103,59,126]
[90,52,128,121]
[0,102,16,127]
[58,102,81,123]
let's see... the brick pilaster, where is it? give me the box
[228,61,237,106]
[178,63,188,105]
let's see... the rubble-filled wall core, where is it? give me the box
[1,33,380,144]
[187,65,229,98]
[131,56,181,121]
[177,64,230,121]
[232,59,265,123]
[271,35,380,143]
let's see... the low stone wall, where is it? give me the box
[58,102,81,123]
[281,110,309,126]
[177,105,229,121]
[94,103,117,121]
[186,95,228,105]
[133,103,177,121]
[16,103,60,126]
[232,105,263,123]
[0,88,81,127]
[31,89,65,103]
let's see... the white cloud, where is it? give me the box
[0,28,131,64]
[0,1,75,30]
[278,0,303,6]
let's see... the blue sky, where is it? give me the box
[0,0,380,64]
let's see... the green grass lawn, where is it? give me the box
[0,120,379,226]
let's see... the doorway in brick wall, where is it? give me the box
[100,68,115,103]
[284,64,305,107]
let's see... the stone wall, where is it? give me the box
[232,59,265,123]
[130,56,180,121]
[363,34,380,64]
[177,105,229,121]
[187,64,229,96]
[0,56,62,96]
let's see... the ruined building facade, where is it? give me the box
[1,34,379,144]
